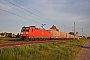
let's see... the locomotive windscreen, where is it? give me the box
[21,27,29,31]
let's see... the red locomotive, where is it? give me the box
[20,26,50,40]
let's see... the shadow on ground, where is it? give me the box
[81,46,90,49]
[8,39,22,42]
[0,38,22,42]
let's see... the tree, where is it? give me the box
[8,33,12,38]
[16,33,20,38]
[1,33,4,36]
[68,32,75,35]
[87,37,90,39]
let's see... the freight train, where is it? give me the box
[20,25,80,40]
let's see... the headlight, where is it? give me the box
[20,32,23,34]
[26,32,28,34]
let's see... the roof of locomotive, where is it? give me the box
[22,26,49,31]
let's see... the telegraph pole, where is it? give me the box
[74,22,75,40]
[86,30,87,39]
[82,28,83,38]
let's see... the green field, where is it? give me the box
[0,38,20,42]
[0,39,87,60]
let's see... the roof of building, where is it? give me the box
[50,25,59,31]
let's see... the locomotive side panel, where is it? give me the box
[29,26,50,38]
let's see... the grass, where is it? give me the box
[0,39,87,60]
[0,38,20,42]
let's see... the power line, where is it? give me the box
[0,1,44,23]
[0,8,42,24]
[0,0,55,29]
[14,0,52,22]
[2,0,64,31]
[14,0,55,25]
[13,0,58,26]
[4,0,53,25]
[14,0,44,17]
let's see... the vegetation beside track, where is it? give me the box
[0,38,20,42]
[0,39,87,60]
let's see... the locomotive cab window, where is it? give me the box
[25,27,29,31]
[21,27,29,31]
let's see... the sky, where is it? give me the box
[0,0,90,37]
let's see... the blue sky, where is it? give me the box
[0,0,90,37]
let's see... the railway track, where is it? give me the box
[0,40,64,49]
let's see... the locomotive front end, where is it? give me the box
[20,26,30,39]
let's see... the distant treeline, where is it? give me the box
[0,32,20,38]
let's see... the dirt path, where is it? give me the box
[75,40,90,60]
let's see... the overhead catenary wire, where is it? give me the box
[1,0,64,31]
[14,0,46,17]
[4,0,53,25]
[0,0,54,28]
[0,1,45,23]
[0,1,41,24]
[13,0,52,25]
[13,0,53,23]
[0,8,42,24]
[11,0,60,28]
